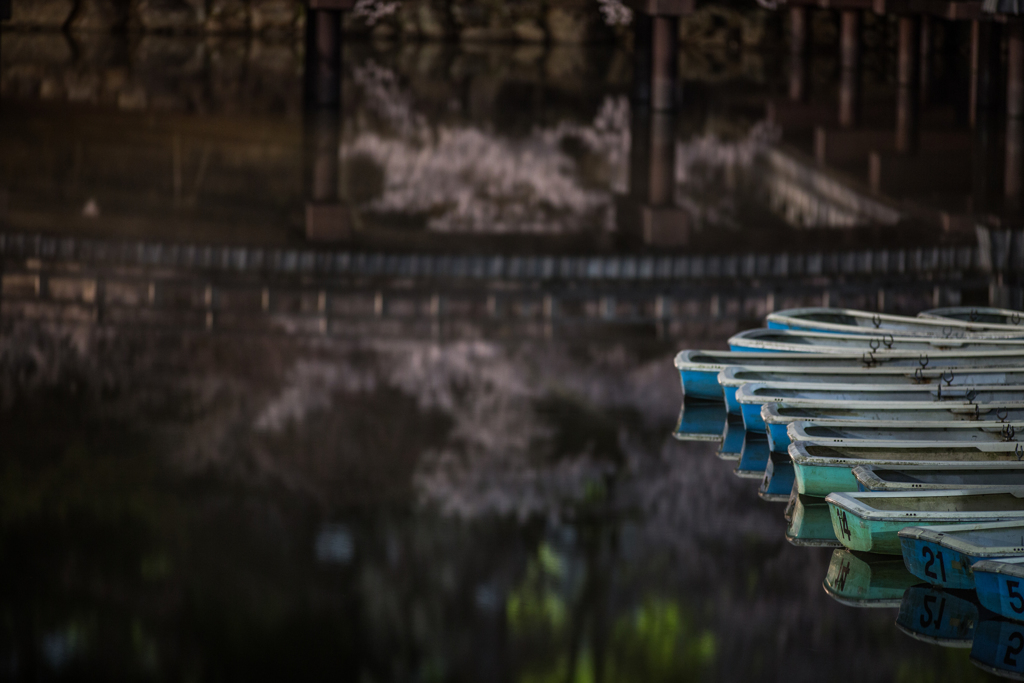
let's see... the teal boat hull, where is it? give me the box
[828,502,910,554]
[794,460,859,497]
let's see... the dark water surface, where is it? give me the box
[0,31,1010,681]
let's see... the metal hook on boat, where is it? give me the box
[970,308,979,322]
[1015,443,1023,461]
[999,409,1010,423]
[976,403,982,420]
[872,314,882,329]
[861,351,877,367]
[914,367,925,383]
[918,353,929,368]
[943,370,955,386]
[943,325,953,339]
[1014,312,1022,325]
[966,388,978,405]
[869,338,880,352]
[1004,424,1017,442]
[882,334,894,349]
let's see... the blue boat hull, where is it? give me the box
[723,385,741,415]
[976,568,1024,621]
[741,401,767,432]
[899,536,977,589]
[767,420,789,454]
[735,434,770,478]
[678,368,724,401]
[760,450,795,500]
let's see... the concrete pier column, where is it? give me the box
[1007,22,1024,210]
[305,5,343,107]
[789,6,810,102]
[651,15,679,111]
[919,16,932,106]
[896,16,921,154]
[633,12,653,104]
[648,112,676,205]
[971,21,1003,128]
[1008,22,1024,118]
[839,11,862,128]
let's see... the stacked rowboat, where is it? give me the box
[674,306,1024,677]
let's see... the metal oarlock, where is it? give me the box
[869,338,881,352]
[1015,443,1023,461]
[918,353,929,368]
[1004,424,1017,442]
[942,370,955,386]
[1014,312,1022,325]
[872,314,882,329]
[970,308,979,322]
[882,334,894,349]
[999,409,1010,423]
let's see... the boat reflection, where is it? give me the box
[822,549,918,609]
[673,399,728,443]
[896,586,979,648]
[972,618,1024,679]
[785,494,840,548]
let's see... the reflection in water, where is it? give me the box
[0,25,1018,682]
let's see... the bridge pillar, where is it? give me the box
[1007,22,1024,211]
[304,0,355,108]
[788,6,810,102]
[838,10,862,128]
[629,1,694,111]
[896,15,920,155]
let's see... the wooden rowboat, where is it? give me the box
[898,521,1024,589]
[768,307,1024,337]
[855,465,1024,493]
[791,442,1024,496]
[720,366,1024,415]
[921,307,1024,327]
[738,383,1024,432]
[788,419,1024,449]
[763,403,1024,454]
[825,488,1024,555]
[676,348,1024,402]
[972,561,1024,625]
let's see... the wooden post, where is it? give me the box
[839,11,861,128]
[896,16,920,154]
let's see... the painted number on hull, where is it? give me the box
[835,561,851,592]
[837,510,851,541]
[922,547,948,583]
[919,595,946,629]
[1006,632,1024,667]
[1007,580,1024,614]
